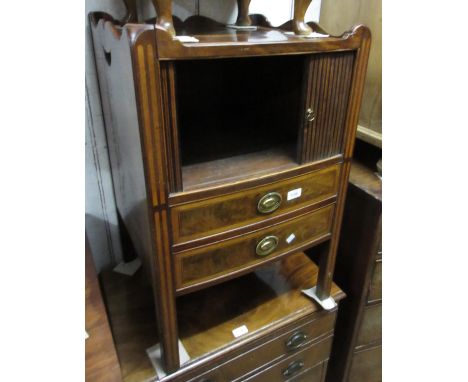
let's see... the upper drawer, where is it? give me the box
[175,204,335,293]
[170,164,340,246]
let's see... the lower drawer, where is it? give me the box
[368,259,382,303]
[222,311,336,381]
[175,205,334,292]
[356,303,382,347]
[242,335,333,382]
[282,361,326,382]
[348,345,382,382]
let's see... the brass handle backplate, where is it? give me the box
[282,360,304,378]
[305,108,316,122]
[286,331,308,350]
[257,192,282,214]
[256,235,279,256]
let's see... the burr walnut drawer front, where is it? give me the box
[221,311,337,382]
[170,164,340,245]
[175,204,335,292]
[242,335,333,382]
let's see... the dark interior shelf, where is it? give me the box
[174,54,305,190]
[182,146,297,191]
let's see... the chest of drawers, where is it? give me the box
[326,161,382,381]
[90,10,370,378]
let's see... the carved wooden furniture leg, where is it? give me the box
[122,0,137,23]
[236,0,252,26]
[293,0,313,35]
[151,0,176,36]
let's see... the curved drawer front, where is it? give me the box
[171,164,340,245]
[175,204,335,292]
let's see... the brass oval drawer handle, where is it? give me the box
[257,192,282,214]
[282,360,304,378]
[286,331,308,350]
[305,107,316,122]
[256,235,279,256]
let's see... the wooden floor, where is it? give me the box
[100,252,345,382]
[86,240,122,382]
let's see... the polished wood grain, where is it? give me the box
[181,148,297,192]
[133,31,181,372]
[171,155,343,205]
[171,164,340,246]
[316,25,371,301]
[175,205,335,293]
[85,238,122,382]
[100,252,345,382]
[90,11,371,373]
[243,336,332,382]
[155,17,367,60]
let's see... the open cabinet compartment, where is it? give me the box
[100,251,345,381]
[173,55,307,191]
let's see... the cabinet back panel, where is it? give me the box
[302,51,355,162]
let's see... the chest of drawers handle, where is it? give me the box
[257,192,282,214]
[282,360,304,378]
[256,235,279,256]
[286,331,308,350]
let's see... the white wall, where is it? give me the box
[85,0,321,272]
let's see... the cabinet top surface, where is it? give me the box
[90,13,370,60]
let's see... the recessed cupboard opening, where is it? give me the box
[174,55,306,190]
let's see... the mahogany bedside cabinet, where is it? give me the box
[90,7,370,381]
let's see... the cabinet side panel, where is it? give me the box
[131,30,181,372]
[90,23,153,271]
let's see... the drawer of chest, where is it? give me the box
[175,204,335,292]
[170,164,340,246]
[356,303,382,347]
[368,258,382,303]
[221,311,336,381]
[349,345,382,382]
[242,335,333,382]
